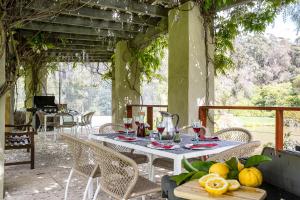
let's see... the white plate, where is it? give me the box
[114,137,137,142]
[147,144,180,150]
[184,143,214,150]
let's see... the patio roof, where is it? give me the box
[15,0,169,62]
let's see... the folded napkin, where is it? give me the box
[151,141,174,149]
[117,135,136,141]
[190,143,218,149]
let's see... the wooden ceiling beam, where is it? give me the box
[80,0,168,17]
[28,13,146,33]
[20,21,136,39]
[27,0,160,26]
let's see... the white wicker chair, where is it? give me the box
[214,127,252,143]
[88,141,161,200]
[207,141,261,161]
[98,123,148,165]
[61,133,100,200]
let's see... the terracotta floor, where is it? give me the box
[4,131,168,200]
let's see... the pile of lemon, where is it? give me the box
[198,161,263,196]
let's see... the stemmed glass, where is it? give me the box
[123,117,133,136]
[192,120,202,142]
[156,120,165,141]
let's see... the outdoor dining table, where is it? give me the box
[89,133,242,175]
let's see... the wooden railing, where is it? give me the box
[199,106,300,151]
[126,104,168,130]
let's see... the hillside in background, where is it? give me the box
[216,34,300,107]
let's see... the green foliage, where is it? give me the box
[211,0,298,73]
[133,35,167,83]
[252,82,300,107]
[245,155,272,168]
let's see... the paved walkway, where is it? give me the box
[4,131,167,200]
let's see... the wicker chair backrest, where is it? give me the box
[89,141,138,200]
[207,141,261,162]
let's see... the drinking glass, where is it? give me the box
[123,117,132,136]
[192,120,202,142]
[156,121,165,140]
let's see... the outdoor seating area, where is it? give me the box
[1,0,300,200]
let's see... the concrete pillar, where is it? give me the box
[112,41,140,124]
[168,1,214,128]
[0,24,5,198]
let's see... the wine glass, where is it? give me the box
[123,118,132,136]
[134,116,140,127]
[156,121,165,141]
[192,120,202,142]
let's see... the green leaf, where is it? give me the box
[190,171,208,180]
[182,158,198,172]
[190,161,215,172]
[171,172,196,185]
[226,157,238,170]
[227,169,239,180]
[245,155,272,168]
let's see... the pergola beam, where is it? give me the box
[46,49,113,54]
[27,0,160,26]
[30,14,145,33]
[20,21,135,39]
[19,30,116,42]
[80,0,168,17]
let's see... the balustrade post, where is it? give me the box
[275,109,284,150]
[126,105,133,118]
[147,106,153,130]
[199,107,208,127]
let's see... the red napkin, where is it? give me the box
[190,143,218,149]
[117,136,136,141]
[117,130,135,134]
[151,141,174,149]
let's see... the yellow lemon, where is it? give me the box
[238,167,263,187]
[198,173,220,187]
[227,179,240,191]
[237,159,244,171]
[209,163,229,178]
[205,177,229,196]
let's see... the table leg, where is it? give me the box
[44,116,47,133]
[173,157,182,175]
[148,154,155,181]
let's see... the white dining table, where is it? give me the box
[89,133,241,176]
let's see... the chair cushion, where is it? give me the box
[121,152,148,164]
[130,176,161,198]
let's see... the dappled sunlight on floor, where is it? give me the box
[4,129,166,199]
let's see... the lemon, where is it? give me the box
[198,173,220,187]
[238,167,263,187]
[237,160,244,171]
[205,177,229,196]
[227,179,240,191]
[209,163,229,178]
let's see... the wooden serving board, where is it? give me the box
[174,180,267,200]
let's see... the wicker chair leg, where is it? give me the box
[83,177,93,200]
[64,168,74,200]
[92,184,101,200]
[142,195,146,200]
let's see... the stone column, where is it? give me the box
[0,23,5,198]
[168,1,214,128]
[112,41,140,124]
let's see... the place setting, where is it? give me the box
[183,120,219,150]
